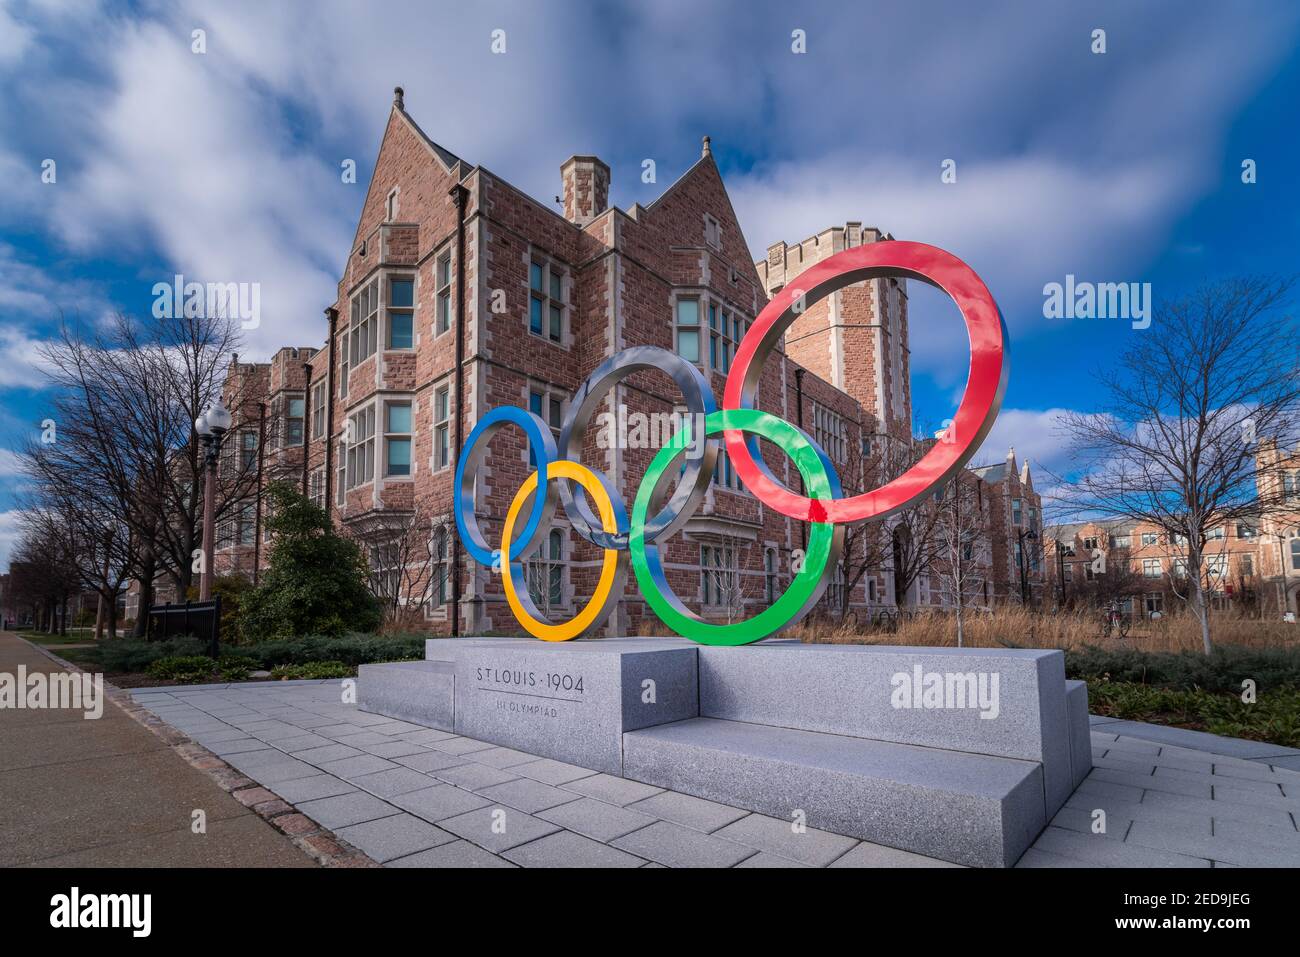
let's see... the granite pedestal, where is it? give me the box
[356,636,1090,866]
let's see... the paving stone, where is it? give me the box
[189,727,256,744]
[1211,761,1297,784]
[389,784,492,823]
[611,820,756,868]
[331,731,400,748]
[1157,765,1280,795]
[1100,736,1161,755]
[290,744,366,766]
[434,763,522,791]
[1092,753,1158,775]
[429,736,500,756]
[334,814,457,863]
[828,842,962,868]
[1054,800,1211,839]
[437,804,562,853]
[503,830,646,868]
[1014,848,1079,868]
[386,840,515,868]
[315,754,400,779]
[366,720,429,735]
[734,851,810,868]
[356,741,430,759]
[1149,752,1217,773]
[1213,818,1300,845]
[626,791,750,833]
[397,728,459,745]
[510,758,600,787]
[475,777,582,814]
[563,773,664,807]
[295,792,401,829]
[1126,820,1300,867]
[536,796,656,843]
[1032,826,1211,867]
[208,738,275,756]
[1136,788,1298,829]
[1089,767,1211,799]
[392,750,472,773]
[1073,777,1146,804]
[314,723,373,738]
[349,767,444,799]
[224,754,321,784]
[268,733,333,753]
[711,813,859,866]
[1210,784,1300,812]
[470,747,542,769]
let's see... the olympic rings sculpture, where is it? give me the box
[453,240,1008,645]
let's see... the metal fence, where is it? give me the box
[147,597,221,657]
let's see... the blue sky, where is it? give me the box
[1,0,1298,568]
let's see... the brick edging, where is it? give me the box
[15,635,380,869]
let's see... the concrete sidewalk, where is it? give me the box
[0,631,315,867]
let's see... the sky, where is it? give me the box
[1,0,1298,570]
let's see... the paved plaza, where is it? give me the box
[121,675,1300,868]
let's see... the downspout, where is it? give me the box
[301,362,312,496]
[253,401,266,584]
[450,183,469,637]
[324,307,338,523]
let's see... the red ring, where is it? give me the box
[722,240,1008,524]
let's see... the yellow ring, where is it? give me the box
[500,460,620,641]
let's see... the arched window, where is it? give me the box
[1290,537,1300,572]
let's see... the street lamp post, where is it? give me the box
[195,397,232,601]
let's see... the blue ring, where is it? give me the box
[454,406,557,567]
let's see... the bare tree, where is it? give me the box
[884,440,946,610]
[699,534,764,625]
[829,430,893,621]
[1057,277,1299,653]
[347,509,452,629]
[28,310,251,610]
[931,476,988,646]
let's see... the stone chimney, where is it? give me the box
[560,155,610,227]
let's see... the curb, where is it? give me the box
[15,635,380,869]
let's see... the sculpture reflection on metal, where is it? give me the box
[452,240,1008,644]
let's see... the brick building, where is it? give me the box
[207,88,1046,634]
[1044,439,1300,619]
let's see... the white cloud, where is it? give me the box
[0,3,35,67]
[0,447,24,476]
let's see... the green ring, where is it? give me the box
[629,408,837,646]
